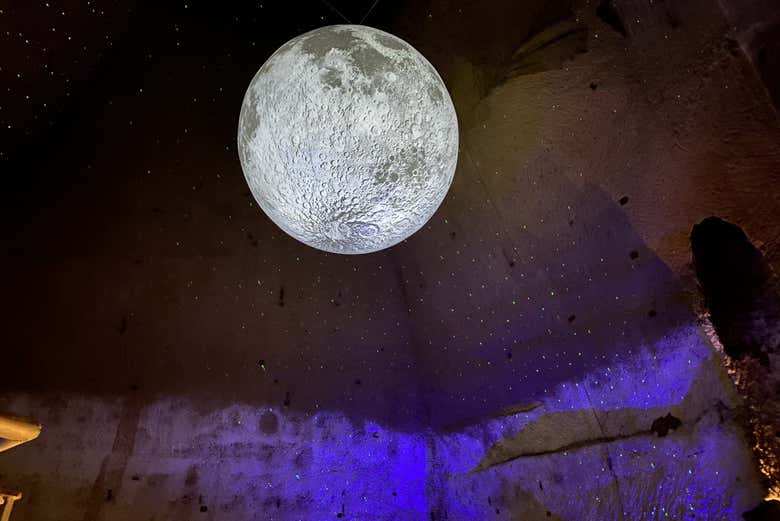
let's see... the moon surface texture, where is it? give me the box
[238,25,459,254]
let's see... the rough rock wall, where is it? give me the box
[0,326,764,520]
[1,0,779,519]
[718,0,780,110]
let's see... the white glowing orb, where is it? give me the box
[238,25,459,254]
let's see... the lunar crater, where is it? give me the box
[238,25,459,254]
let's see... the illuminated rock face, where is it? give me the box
[238,25,459,254]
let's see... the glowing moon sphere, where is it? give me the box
[238,25,459,254]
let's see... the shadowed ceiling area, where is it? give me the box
[1,0,779,520]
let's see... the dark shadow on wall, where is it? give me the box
[691,216,776,364]
[743,499,780,521]
[690,216,780,501]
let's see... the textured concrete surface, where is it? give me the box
[1,0,779,519]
